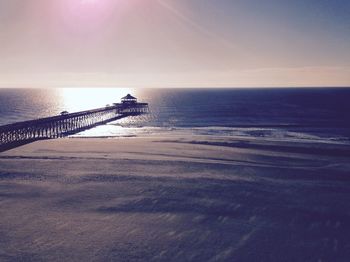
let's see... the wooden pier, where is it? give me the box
[0,95,148,151]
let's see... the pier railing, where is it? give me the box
[0,102,149,150]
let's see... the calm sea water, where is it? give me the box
[0,88,349,143]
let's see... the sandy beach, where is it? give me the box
[0,135,350,261]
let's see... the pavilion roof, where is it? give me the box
[122,94,137,100]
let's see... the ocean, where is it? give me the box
[0,87,350,144]
[1,88,350,261]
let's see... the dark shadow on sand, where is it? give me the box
[0,139,43,153]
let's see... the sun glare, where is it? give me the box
[55,0,126,34]
[59,88,134,113]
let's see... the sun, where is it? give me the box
[55,0,116,33]
[54,0,135,34]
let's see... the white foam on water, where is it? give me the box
[71,124,350,145]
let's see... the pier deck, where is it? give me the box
[0,101,149,151]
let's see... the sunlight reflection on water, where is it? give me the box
[59,88,149,137]
[59,87,134,112]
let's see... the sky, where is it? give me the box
[0,0,349,88]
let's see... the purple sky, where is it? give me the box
[0,0,349,87]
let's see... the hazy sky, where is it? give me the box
[0,0,349,88]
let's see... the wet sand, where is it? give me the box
[0,136,350,261]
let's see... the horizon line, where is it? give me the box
[0,86,350,89]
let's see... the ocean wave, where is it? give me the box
[70,124,350,145]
